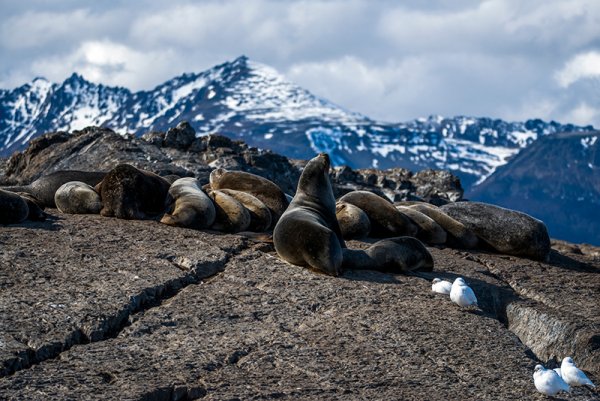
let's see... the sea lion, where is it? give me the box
[2,170,106,208]
[336,201,371,239]
[207,190,251,233]
[338,190,418,238]
[160,178,216,229]
[341,237,433,273]
[0,189,29,224]
[17,192,46,221]
[209,168,288,227]
[96,164,171,219]
[406,203,478,249]
[273,153,433,276]
[440,201,551,261]
[54,181,102,214]
[395,205,446,244]
[218,189,272,232]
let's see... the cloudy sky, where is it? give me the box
[1,0,599,126]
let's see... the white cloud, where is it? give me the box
[1,0,600,127]
[561,102,599,126]
[555,51,600,88]
[31,41,178,90]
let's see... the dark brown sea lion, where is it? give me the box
[0,189,29,224]
[273,153,433,276]
[3,170,106,208]
[96,164,170,219]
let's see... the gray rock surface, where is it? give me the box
[441,201,551,261]
[0,210,598,400]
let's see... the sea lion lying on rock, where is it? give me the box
[336,201,371,239]
[404,203,479,249]
[0,189,30,224]
[96,164,171,219]
[395,205,446,245]
[161,178,216,229]
[2,170,106,208]
[218,189,272,232]
[54,182,102,214]
[440,201,551,261]
[209,168,289,227]
[207,190,251,233]
[338,190,418,238]
[274,153,433,276]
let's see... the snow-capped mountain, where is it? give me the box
[0,56,595,192]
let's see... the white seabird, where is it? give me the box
[431,278,452,294]
[533,364,570,396]
[560,357,596,388]
[449,277,478,307]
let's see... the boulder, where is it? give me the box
[163,121,196,150]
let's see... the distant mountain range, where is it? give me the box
[1,55,598,244]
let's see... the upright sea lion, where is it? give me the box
[218,189,272,232]
[338,190,418,238]
[54,181,102,214]
[207,190,251,233]
[273,153,433,276]
[209,168,288,227]
[395,205,446,244]
[2,170,106,208]
[160,178,216,229]
[0,189,29,224]
[336,201,371,239]
[96,164,171,219]
[406,203,478,249]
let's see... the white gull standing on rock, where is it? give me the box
[431,278,452,294]
[560,357,596,388]
[533,365,570,396]
[449,277,478,307]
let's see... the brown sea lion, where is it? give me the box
[338,190,418,238]
[207,189,251,233]
[160,177,216,229]
[209,168,288,227]
[406,203,478,249]
[218,189,272,232]
[96,164,171,219]
[273,153,433,276]
[395,205,447,244]
[335,201,371,239]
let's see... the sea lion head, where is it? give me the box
[297,153,332,199]
[209,168,227,187]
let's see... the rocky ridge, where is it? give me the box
[0,124,463,204]
[0,125,598,400]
